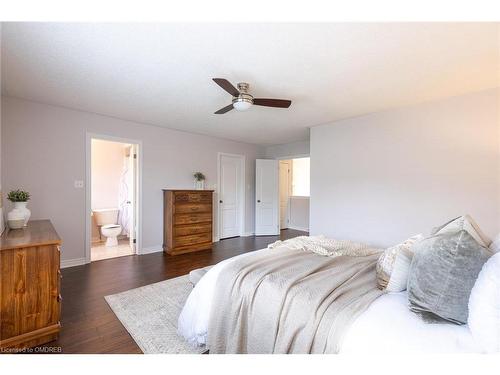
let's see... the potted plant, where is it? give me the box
[7,189,31,228]
[193,172,206,190]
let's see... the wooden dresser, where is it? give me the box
[163,190,214,255]
[0,220,62,351]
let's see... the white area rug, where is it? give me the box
[105,275,206,354]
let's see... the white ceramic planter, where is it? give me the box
[8,201,31,227]
[194,180,205,190]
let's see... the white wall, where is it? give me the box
[289,197,309,231]
[1,96,264,264]
[91,139,127,210]
[265,140,310,159]
[310,89,499,247]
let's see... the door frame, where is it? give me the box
[275,153,309,161]
[85,132,143,263]
[216,152,246,242]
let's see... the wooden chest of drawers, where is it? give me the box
[0,220,62,351]
[163,190,214,255]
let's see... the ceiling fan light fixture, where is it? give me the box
[232,97,253,111]
[213,78,292,114]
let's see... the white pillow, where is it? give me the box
[376,234,424,292]
[468,252,500,353]
[433,215,491,248]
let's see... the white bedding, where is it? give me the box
[342,292,482,353]
[178,249,484,353]
[178,249,262,347]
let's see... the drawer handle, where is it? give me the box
[58,270,62,279]
[57,294,62,302]
[57,246,61,253]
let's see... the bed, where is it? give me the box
[178,237,485,354]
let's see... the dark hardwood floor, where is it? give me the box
[42,229,307,354]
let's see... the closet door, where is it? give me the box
[219,154,242,239]
[255,159,279,236]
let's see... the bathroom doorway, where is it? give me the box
[86,134,141,263]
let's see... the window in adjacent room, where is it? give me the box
[291,157,310,197]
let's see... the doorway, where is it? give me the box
[279,160,292,229]
[283,157,310,232]
[217,153,245,240]
[255,157,310,236]
[86,134,141,263]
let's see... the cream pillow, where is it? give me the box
[376,234,424,292]
[432,215,491,248]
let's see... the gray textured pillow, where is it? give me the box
[407,230,491,324]
[431,215,491,248]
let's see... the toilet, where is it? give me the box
[93,208,122,247]
[100,224,122,247]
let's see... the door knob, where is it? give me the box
[219,200,223,203]
[257,200,261,203]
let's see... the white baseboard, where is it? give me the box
[287,226,309,232]
[140,245,163,255]
[60,257,87,269]
[60,246,163,268]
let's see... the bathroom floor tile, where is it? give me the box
[91,239,134,262]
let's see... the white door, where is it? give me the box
[219,154,242,239]
[255,159,279,236]
[279,160,292,229]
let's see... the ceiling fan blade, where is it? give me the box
[212,78,240,97]
[253,98,292,108]
[214,103,234,114]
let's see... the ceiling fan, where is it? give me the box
[212,78,292,114]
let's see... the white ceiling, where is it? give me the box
[1,23,498,145]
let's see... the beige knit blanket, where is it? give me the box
[207,243,383,354]
[268,235,382,257]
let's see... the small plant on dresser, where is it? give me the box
[193,172,206,190]
[6,189,31,228]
